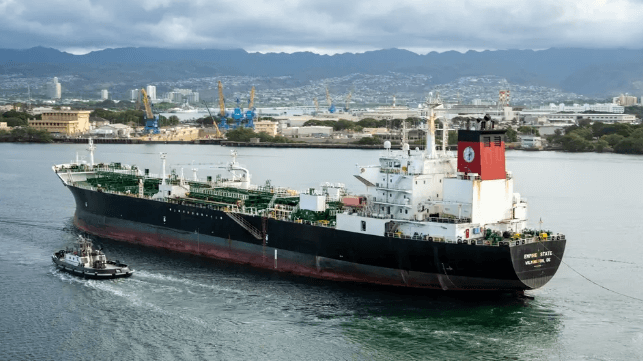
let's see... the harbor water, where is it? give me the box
[1,143,643,360]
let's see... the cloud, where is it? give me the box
[0,0,641,53]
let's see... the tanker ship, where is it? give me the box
[53,111,566,291]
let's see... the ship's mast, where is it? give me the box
[87,138,95,166]
[425,92,441,158]
[441,118,448,156]
[160,152,167,185]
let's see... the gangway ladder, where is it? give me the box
[225,211,262,240]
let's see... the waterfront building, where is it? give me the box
[130,89,139,101]
[28,110,91,135]
[254,120,278,136]
[90,124,132,138]
[520,136,543,149]
[100,89,109,101]
[0,122,7,129]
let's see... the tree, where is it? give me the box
[595,139,609,153]
[560,133,594,152]
[505,126,518,142]
[613,137,643,154]
[353,136,382,145]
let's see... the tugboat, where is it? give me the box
[52,236,134,279]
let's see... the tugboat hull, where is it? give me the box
[52,254,134,279]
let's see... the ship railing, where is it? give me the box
[426,216,472,224]
[380,168,408,176]
[383,233,562,247]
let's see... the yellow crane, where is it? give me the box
[140,88,154,119]
[248,86,255,109]
[345,92,352,111]
[217,81,226,117]
[202,101,223,138]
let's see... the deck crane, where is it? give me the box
[326,87,336,113]
[344,92,352,112]
[140,88,159,134]
[217,81,229,129]
[202,101,223,138]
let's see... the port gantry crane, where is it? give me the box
[202,101,223,138]
[140,88,160,134]
[313,97,319,114]
[344,92,352,112]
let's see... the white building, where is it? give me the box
[187,92,199,104]
[130,89,139,101]
[146,85,157,100]
[545,113,635,124]
[100,89,109,101]
[540,103,624,114]
[47,77,61,99]
[520,136,542,149]
[90,124,132,138]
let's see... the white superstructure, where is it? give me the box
[337,102,530,244]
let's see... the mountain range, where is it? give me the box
[2,46,643,96]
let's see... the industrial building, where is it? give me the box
[254,120,278,136]
[28,110,91,136]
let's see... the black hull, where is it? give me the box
[67,186,565,290]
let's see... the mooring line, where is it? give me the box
[540,241,643,303]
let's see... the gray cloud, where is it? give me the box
[0,0,641,53]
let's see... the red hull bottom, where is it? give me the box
[74,214,526,291]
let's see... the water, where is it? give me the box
[1,143,643,360]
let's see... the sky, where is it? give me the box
[0,0,640,55]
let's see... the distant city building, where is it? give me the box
[544,113,635,124]
[28,110,91,135]
[167,92,183,103]
[613,94,638,106]
[539,103,624,113]
[471,99,496,106]
[146,85,157,100]
[47,77,62,99]
[0,122,7,129]
[100,89,109,101]
[187,92,199,104]
[130,89,139,101]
